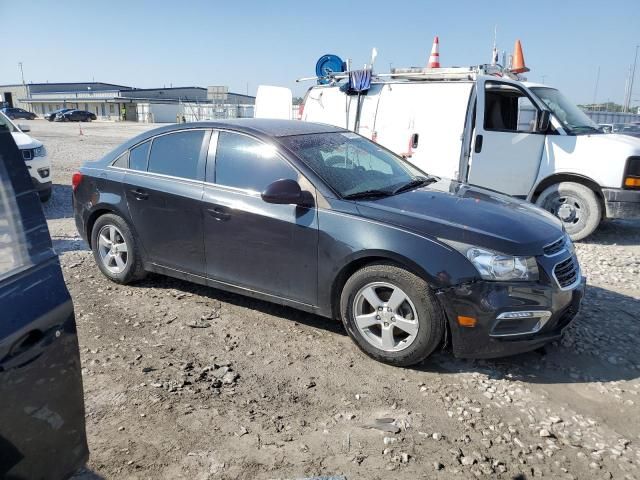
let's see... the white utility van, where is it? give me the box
[266,65,640,240]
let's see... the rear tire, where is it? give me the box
[91,214,146,284]
[340,263,444,366]
[535,182,601,241]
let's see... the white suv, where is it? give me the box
[0,111,51,202]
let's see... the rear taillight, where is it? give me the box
[72,172,83,191]
[297,102,304,120]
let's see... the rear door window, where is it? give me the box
[147,130,205,180]
[129,140,150,171]
[214,131,297,192]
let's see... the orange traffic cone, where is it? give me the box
[427,36,440,68]
[511,39,530,73]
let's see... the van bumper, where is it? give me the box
[603,188,640,219]
[436,277,585,359]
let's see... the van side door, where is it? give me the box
[467,78,545,196]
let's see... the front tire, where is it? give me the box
[535,182,601,241]
[340,263,444,367]
[91,214,146,284]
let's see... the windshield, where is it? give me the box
[281,132,428,198]
[530,87,602,135]
[0,112,18,133]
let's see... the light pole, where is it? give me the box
[625,45,639,113]
[18,62,31,111]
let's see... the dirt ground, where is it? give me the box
[30,120,640,479]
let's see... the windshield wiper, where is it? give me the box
[391,177,437,195]
[343,189,393,200]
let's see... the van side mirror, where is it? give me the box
[537,110,551,132]
[262,179,312,207]
[18,124,30,133]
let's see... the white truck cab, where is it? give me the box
[287,66,640,240]
[0,112,52,202]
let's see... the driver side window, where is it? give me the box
[484,82,538,133]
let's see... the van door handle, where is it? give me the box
[207,207,231,221]
[130,189,149,200]
[474,135,483,153]
[411,133,419,149]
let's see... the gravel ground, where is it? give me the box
[29,120,640,479]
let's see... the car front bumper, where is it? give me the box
[603,188,640,219]
[437,275,585,359]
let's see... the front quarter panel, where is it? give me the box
[536,134,640,191]
[317,201,479,316]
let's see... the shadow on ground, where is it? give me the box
[131,271,639,386]
[42,184,73,220]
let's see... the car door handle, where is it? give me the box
[130,188,149,200]
[207,207,231,221]
[474,134,483,153]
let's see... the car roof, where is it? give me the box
[149,119,346,139]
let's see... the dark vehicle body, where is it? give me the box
[73,119,584,362]
[1,107,36,120]
[55,110,96,122]
[0,129,88,478]
[45,108,74,121]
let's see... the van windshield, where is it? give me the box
[530,87,602,135]
[281,132,431,199]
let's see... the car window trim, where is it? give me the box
[207,128,304,194]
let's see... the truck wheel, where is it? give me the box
[340,263,444,367]
[535,182,601,241]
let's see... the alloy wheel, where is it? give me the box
[352,282,419,352]
[97,224,128,274]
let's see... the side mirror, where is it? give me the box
[262,179,311,206]
[18,124,30,133]
[537,110,551,132]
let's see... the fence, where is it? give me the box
[584,110,640,124]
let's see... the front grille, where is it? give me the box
[21,149,33,161]
[553,256,579,289]
[543,237,565,256]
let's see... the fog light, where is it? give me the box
[38,168,50,178]
[457,316,477,328]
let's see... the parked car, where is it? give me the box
[73,119,584,366]
[262,65,640,240]
[0,107,36,120]
[0,127,88,478]
[55,110,96,122]
[44,107,73,121]
[619,124,640,139]
[0,111,52,201]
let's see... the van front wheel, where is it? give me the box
[535,182,601,241]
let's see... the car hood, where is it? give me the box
[355,178,564,256]
[10,131,42,149]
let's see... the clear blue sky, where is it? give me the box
[1,0,639,105]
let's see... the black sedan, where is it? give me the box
[44,108,73,121]
[72,119,584,366]
[55,109,96,122]
[0,107,36,120]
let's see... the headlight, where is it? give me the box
[448,242,539,281]
[34,145,47,157]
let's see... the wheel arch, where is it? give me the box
[329,250,436,321]
[85,204,131,248]
[530,173,605,205]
